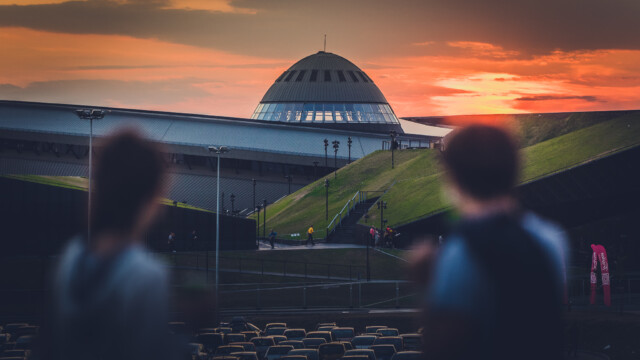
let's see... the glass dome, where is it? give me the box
[250,51,402,132]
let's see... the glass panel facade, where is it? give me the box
[251,102,399,124]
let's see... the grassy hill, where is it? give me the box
[2,174,208,212]
[260,112,640,237]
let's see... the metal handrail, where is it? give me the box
[326,191,367,237]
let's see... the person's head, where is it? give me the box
[90,129,167,242]
[441,124,519,209]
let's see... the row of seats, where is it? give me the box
[170,317,423,360]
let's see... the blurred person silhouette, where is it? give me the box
[413,125,567,360]
[45,129,172,360]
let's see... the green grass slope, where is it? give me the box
[262,113,640,236]
[2,175,209,212]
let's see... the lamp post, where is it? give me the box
[390,131,397,169]
[207,145,229,314]
[323,139,329,167]
[284,175,292,194]
[347,137,352,163]
[262,199,267,238]
[75,108,106,244]
[324,178,330,220]
[377,200,387,234]
[230,194,235,215]
[332,140,340,179]
[313,161,319,179]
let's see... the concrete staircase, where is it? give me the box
[328,196,379,244]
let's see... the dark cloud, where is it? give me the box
[0,0,638,58]
[515,95,602,102]
[0,78,211,106]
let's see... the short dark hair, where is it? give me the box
[441,124,519,199]
[90,129,166,236]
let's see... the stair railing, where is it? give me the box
[326,191,367,238]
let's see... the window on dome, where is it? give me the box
[296,70,307,82]
[276,71,288,82]
[357,72,369,82]
[324,70,331,82]
[284,71,297,82]
[310,70,318,82]
[347,71,359,82]
[337,70,346,82]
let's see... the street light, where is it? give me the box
[323,139,329,167]
[390,131,398,169]
[347,137,352,163]
[207,145,229,315]
[284,175,293,194]
[332,140,340,179]
[255,204,261,244]
[324,178,330,220]
[75,108,106,244]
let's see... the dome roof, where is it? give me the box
[260,51,389,104]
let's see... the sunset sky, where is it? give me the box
[1,0,640,118]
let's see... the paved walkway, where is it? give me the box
[257,240,366,251]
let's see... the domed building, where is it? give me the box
[251,51,403,133]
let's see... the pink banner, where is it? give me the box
[589,244,611,307]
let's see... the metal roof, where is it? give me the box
[0,101,436,164]
[259,52,389,104]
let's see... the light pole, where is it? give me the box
[207,145,229,313]
[313,161,319,179]
[75,108,106,244]
[323,139,329,167]
[390,131,397,169]
[324,178,330,220]
[347,137,352,163]
[284,175,293,194]
[262,199,267,238]
[332,140,340,179]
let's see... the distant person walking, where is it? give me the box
[268,229,277,249]
[412,124,567,360]
[369,226,376,246]
[46,129,172,360]
[306,225,315,246]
